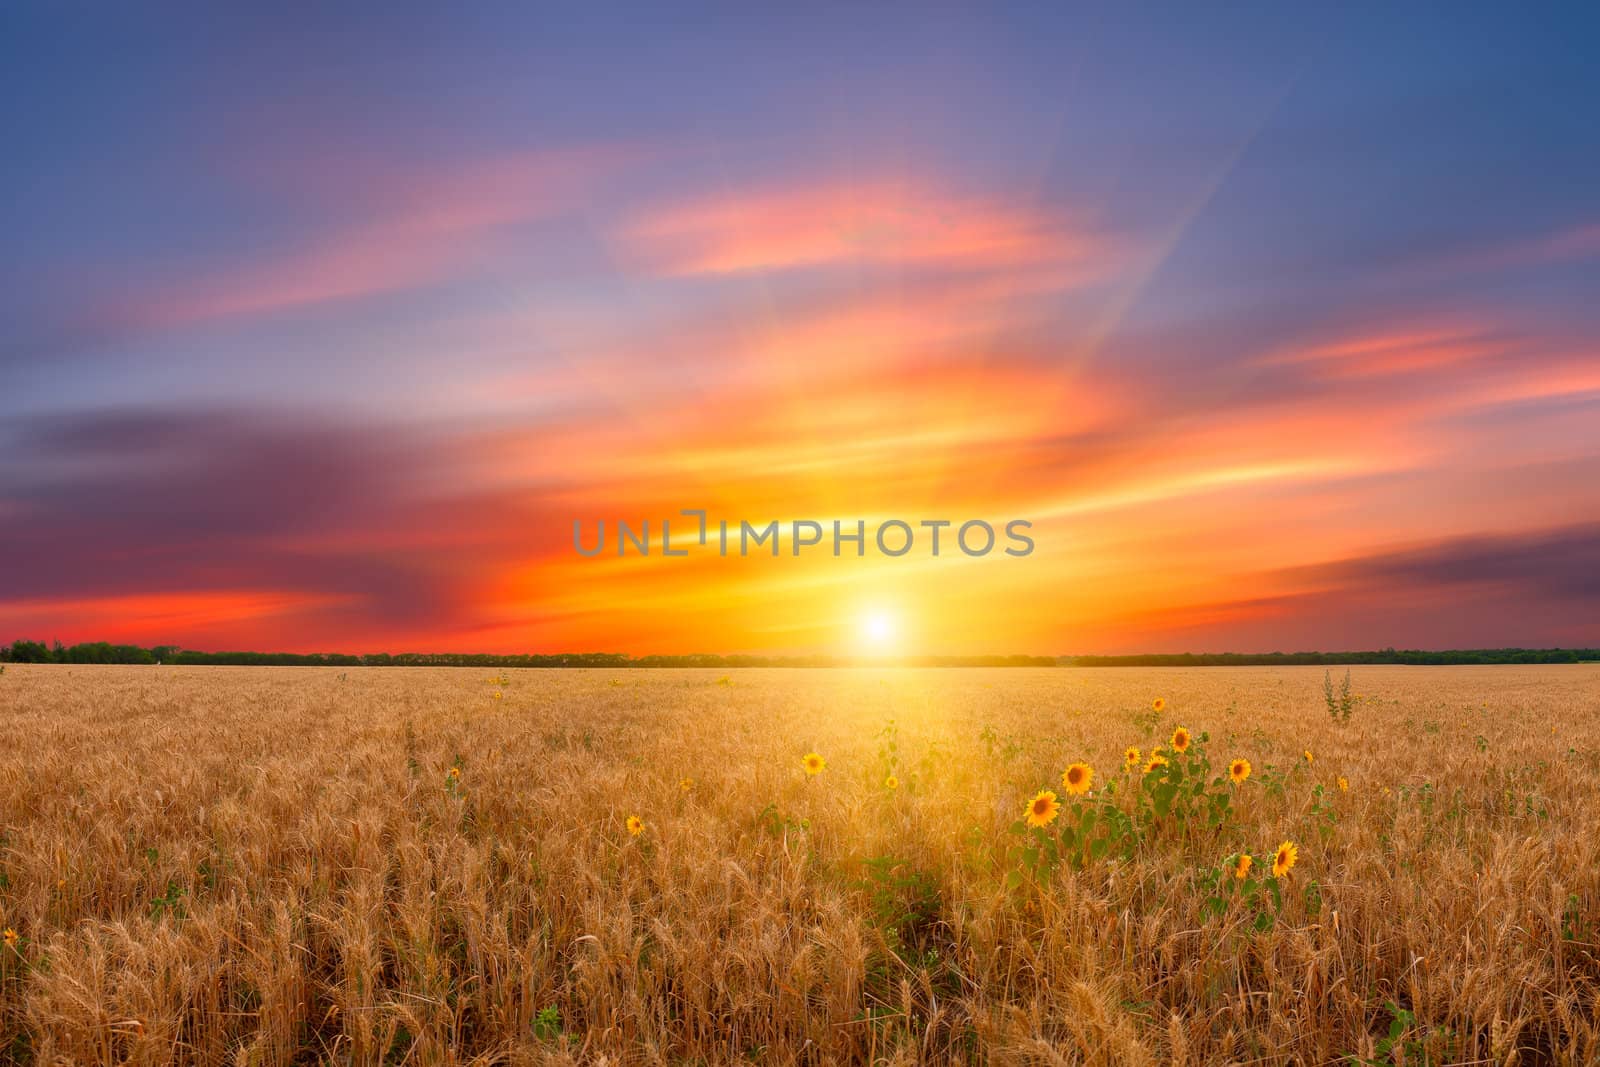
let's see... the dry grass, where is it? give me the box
[1,664,1598,1065]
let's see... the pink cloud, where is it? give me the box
[622,177,1121,280]
[1257,321,1508,380]
[100,145,639,332]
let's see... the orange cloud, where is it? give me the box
[0,591,350,645]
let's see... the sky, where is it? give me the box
[2,6,1598,656]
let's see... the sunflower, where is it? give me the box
[1228,757,1250,784]
[1303,750,1314,766]
[1061,762,1093,795]
[1271,840,1298,879]
[802,752,826,775]
[1144,750,1169,773]
[679,777,694,793]
[2,928,16,949]
[625,815,645,836]
[885,774,899,790]
[1124,746,1141,771]
[446,766,461,781]
[1234,853,1253,880]
[1152,697,1166,712]
[1337,775,1349,793]
[1170,726,1191,753]
[1025,789,1061,827]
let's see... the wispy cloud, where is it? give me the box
[622,178,1124,281]
[89,146,639,335]
[1398,219,1600,281]
[1255,321,1508,381]
[1287,522,1600,603]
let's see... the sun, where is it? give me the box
[857,609,898,652]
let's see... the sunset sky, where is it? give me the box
[3,7,1598,655]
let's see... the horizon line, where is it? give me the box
[5,639,1598,667]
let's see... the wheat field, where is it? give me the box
[0,664,1596,1065]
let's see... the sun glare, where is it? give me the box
[858,609,898,652]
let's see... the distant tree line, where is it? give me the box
[1064,648,1600,666]
[0,640,1053,668]
[5,640,1594,668]
[4,640,163,665]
